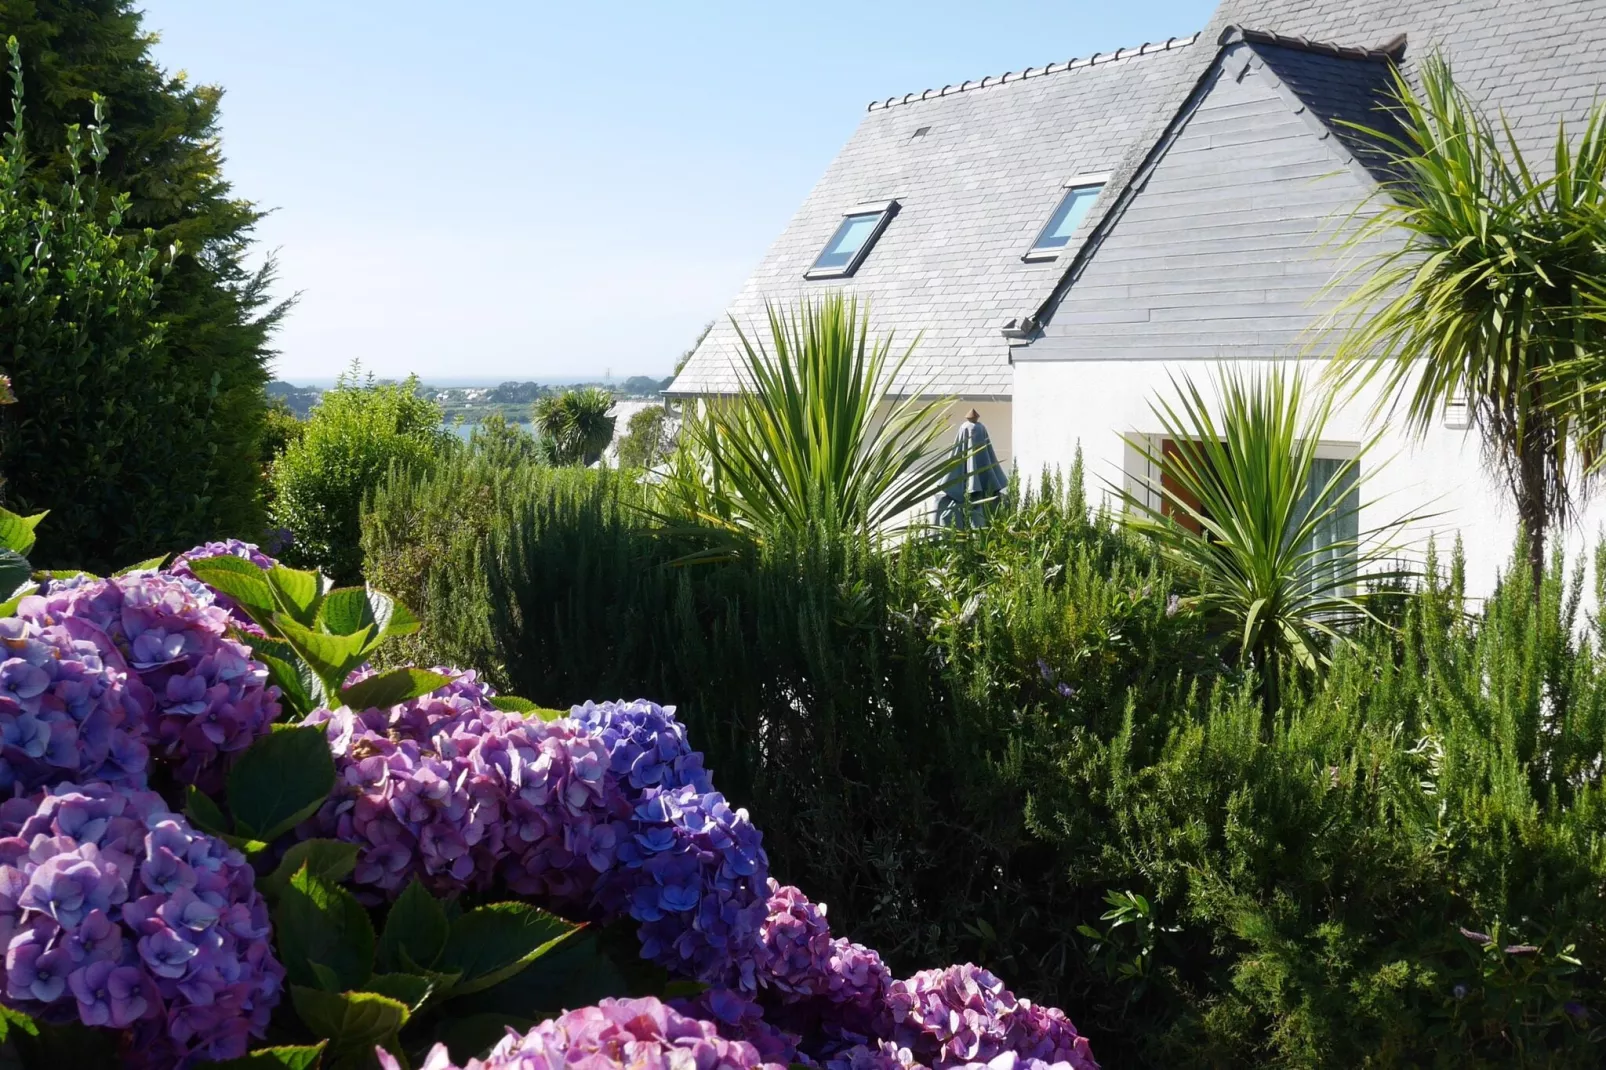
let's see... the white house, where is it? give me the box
[668,0,1606,594]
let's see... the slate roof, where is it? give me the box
[669,0,1606,398]
[666,35,1202,398]
[1234,29,1408,181]
[1020,31,1406,364]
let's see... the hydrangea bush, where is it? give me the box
[0,523,1100,1070]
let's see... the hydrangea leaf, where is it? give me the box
[372,873,449,976]
[0,1004,37,1043]
[274,614,374,695]
[338,667,454,712]
[318,587,394,639]
[0,507,46,556]
[436,902,582,996]
[376,878,449,975]
[0,585,35,619]
[234,634,323,717]
[202,1042,327,1069]
[187,555,279,620]
[362,972,434,1011]
[0,549,33,596]
[184,784,231,838]
[277,865,376,992]
[267,564,328,626]
[228,726,337,842]
[261,840,360,902]
[289,987,407,1070]
[308,961,342,993]
[449,927,632,1024]
[113,554,168,575]
[382,598,422,639]
[487,695,565,720]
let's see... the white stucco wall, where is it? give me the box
[1012,358,1605,601]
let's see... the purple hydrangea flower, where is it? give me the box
[748,881,890,1050]
[671,988,803,1066]
[0,618,148,793]
[379,996,787,1070]
[17,573,280,791]
[882,965,1097,1070]
[301,669,518,897]
[171,541,277,575]
[0,782,282,1066]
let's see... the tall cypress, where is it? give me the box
[0,0,287,556]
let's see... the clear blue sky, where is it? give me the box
[139,0,1212,383]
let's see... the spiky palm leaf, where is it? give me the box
[533,387,616,467]
[1119,367,1417,729]
[659,294,954,548]
[1320,55,1606,583]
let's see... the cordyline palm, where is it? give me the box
[660,294,954,548]
[1119,367,1415,734]
[533,387,616,466]
[1322,56,1606,587]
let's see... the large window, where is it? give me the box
[1026,177,1106,260]
[806,201,897,279]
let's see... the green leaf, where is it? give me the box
[30,568,91,582]
[260,840,359,901]
[0,507,46,556]
[454,927,633,1023]
[114,554,168,575]
[488,696,566,721]
[382,599,422,639]
[339,668,453,712]
[268,565,328,626]
[362,972,433,1010]
[0,1004,36,1043]
[234,631,328,713]
[436,902,581,996]
[289,987,407,1070]
[309,961,343,992]
[319,587,394,638]
[0,584,35,618]
[0,549,32,597]
[376,879,449,975]
[184,785,231,837]
[228,725,336,842]
[275,614,374,695]
[204,1042,327,1069]
[276,865,376,992]
[188,555,279,619]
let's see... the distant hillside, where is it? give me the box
[268,375,673,423]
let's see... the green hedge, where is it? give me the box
[362,458,1606,1067]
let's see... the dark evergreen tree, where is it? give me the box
[0,0,288,551]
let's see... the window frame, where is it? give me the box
[805,200,899,279]
[1023,173,1110,262]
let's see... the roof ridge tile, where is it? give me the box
[866,32,1201,112]
[1222,25,1408,63]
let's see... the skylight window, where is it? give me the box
[1026,176,1108,259]
[806,201,897,279]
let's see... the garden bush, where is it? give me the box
[271,370,449,585]
[363,458,1606,1067]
